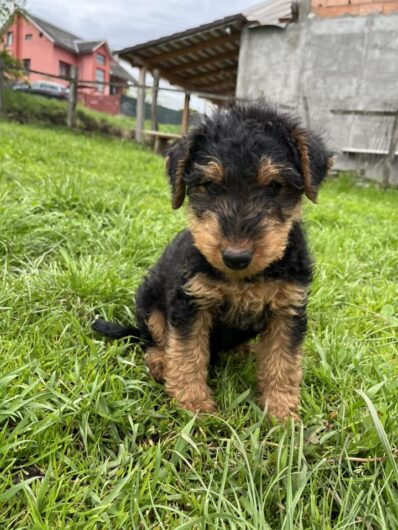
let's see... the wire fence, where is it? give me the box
[0,61,246,146]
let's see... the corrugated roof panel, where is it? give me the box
[244,0,292,27]
[117,3,294,98]
[117,13,245,56]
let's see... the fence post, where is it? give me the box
[135,66,146,143]
[181,92,190,135]
[151,69,160,132]
[67,66,78,129]
[0,58,4,118]
[382,108,398,188]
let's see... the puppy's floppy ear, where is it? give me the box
[291,128,334,203]
[165,138,190,209]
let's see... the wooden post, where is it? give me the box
[181,92,190,135]
[135,66,146,143]
[382,109,398,188]
[67,66,78,129]
[0,58,4,118]
[151,69,160,132]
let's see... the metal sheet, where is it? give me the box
[244,0,292,27]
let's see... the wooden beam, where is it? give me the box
[183,64,237,84]
[172,49,238,73]
[137,33,240,64]
[123,48,238,95]
[135,66,147,143]
[181,93,191,135]
[128,55,197,92]
[123,55,239,103]
[331,109,397,117]
[195,78,236,91]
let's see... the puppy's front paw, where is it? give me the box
[168,383,217,414]
[180,397,217,414]
[259,391,300,422]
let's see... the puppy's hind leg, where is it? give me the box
[145,347,166,383]
[145,310,168,383]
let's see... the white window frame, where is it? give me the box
[6,31,13,47]
[96,68,105,93]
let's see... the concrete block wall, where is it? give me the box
[312,0,398,18]
[236,11,398,182]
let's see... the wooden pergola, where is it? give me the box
[117,13,246,143]
[117,1,294,145]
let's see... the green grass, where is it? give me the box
[3,89,180,137]
[0,120,397,529]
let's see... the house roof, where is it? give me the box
[23,11,111,55]
[27,13,80,52]
[76,40,107,54]
[110,61,137,84]
[118,1,293,98]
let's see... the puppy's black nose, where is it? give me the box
[222,249,253,270]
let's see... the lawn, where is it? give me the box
[0,120,397,529]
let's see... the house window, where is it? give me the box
[6,32,13,47]
[96,53,106,65]
[110,84,118,95]
[39,32,43,38]
[59,61,71,78]
[23,59,31,71]
[25,34,33,41]
[96,68,105,93]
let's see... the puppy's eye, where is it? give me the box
[267,180,283,193]
[195,182,213,194]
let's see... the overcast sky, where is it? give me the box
[26,0,257,50]
[24,0,259,112]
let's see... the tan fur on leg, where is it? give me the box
[145,347,166,383]
[254,283,307,420]
[164,311,216,413]
[146,310,167,347]
[144,310,168,383]
[255,315,302,420]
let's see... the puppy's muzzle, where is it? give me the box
[222,249,253,270]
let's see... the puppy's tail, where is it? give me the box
[91,317,142,342]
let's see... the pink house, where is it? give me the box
[1,10,136,113]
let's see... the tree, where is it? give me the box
[0,0,25,29]
[0,0,26,76]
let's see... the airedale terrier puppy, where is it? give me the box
[92,102,332,420]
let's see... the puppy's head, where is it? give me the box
[166,102,333,279]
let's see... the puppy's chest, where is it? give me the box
[184,274,289,330]
[215,286,269,329]
[217,301,269,331]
